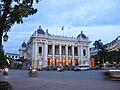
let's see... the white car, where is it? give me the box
[78,64,90,71]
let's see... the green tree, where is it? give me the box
[93,39,105,50]
[0,0,40,67]
[0,0,40,49]
[106,50,120,64]
[93,39,107,68]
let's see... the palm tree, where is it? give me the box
[93,39,107,68]
[93,39,105,50]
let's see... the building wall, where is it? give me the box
[5,53,19,60]
[25,32,90,69]
[19,27,91,69]
[90,36,120,56]
[106,36,120,51]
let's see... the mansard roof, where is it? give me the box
[21,41,27,47]
[37,26,45,34]
[77,31,87,39]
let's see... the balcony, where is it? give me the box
[68,54,72,57]
[61,54,66,57]
[48,54,52,57]
[55,54,59,57]
[74,55,79,58]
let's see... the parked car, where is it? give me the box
[57,66,64,72]
[78,64,90,71]
[67,66,76,70]
[103,69,120,80]
[73,66,80,71]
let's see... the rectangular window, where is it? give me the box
[55,46,59,55]
[39,47,42,54]
[62,46,65,55]
[74,47,78,56]
[48,45,52,54]
[68,46,72,55]
[83,49,86,56]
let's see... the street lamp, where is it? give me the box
[98,61,100,64]
[3,32,9,42]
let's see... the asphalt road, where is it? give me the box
[0,70,120,90]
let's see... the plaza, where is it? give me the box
[0,70,120,90]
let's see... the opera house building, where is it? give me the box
[19,26,91,69]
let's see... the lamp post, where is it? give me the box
[3,32,9,42]
[98,61,100,69]
[0,32,9,68]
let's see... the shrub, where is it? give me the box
[0,81,13,90]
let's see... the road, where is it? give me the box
[0,70,120,90]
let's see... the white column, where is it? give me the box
[52,44,55,66]
[80,44,83,64]
[32,41,34,68]
[44,43,48,67]
[35,42,38,60]
[72,45,74,65]
[59,44,62,66]
[78,44,83,64]
[32,42,35,60]
[87,45,90,64]
[32,39,38,69]
[78,46,80,63]
[32,41,37,60]
[66,45,68,65]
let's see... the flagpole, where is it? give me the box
[56,27,57,35]
[69,28,70,37]
[68,27,70,37]
[61,26,64,36]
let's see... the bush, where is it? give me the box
[0,81,13,90]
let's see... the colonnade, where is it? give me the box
[32,41,90,68]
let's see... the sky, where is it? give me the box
[3,0,120,53]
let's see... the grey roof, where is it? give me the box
[77,31,87,39]
[21,41,27,47]
[37,26,45,34]
[46,29,51,35]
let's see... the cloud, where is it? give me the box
[3,0,120,53]
[31,0,120,27]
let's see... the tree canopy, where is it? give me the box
[0,0,40,32]
[93,39,120,66]
[93,39,105,51]
[0,0,40,68]
[93,39,108,67]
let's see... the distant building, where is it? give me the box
[105,36,120,52]
[5,52,19,60]
[90,47,98,56]
[89,36,120,68]
[5,51,31,69]
[90,36,120,56]
[19,26,91,69]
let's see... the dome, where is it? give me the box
[21,41,27,47]
[37,26,45,34]
[77,31,87,39]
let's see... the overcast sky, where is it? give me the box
[3,0,120,53]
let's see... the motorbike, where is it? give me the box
[28,69,37,77]
[3,68,9,76]
[103,69,120,80]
